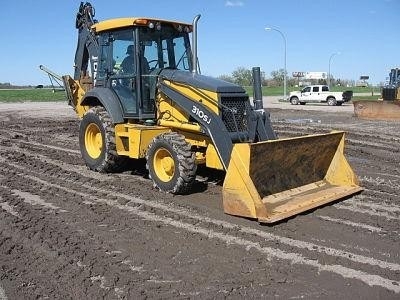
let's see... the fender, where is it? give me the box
[81,87,124,123]
[325,94,336,100]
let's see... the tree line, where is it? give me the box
[217,67,356,87]
[0,82,51,89]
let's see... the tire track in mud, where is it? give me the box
[1,121,399,236]
[4,120,400,205]
[3,133,398,230]
[2,179,400,295]
[0,285,6,300]
[1,155,400,294]
[273,118,400,142]
[3,139,398,247]
[274,126,400,155]
[317,215,384,233]
[0,136,398,235]
[1,109,400,297]
[346,197,400,215]
[5,121,400,190]
[0,197,135,299]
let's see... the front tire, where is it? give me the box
[79,106,125,172]
[146,132,197,194]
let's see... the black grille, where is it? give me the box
[382,87,396,101]
[220,96,249,132]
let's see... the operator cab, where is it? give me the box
[94,18,193,120]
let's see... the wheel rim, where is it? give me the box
[153,148,175,182]
[85,123,103,159]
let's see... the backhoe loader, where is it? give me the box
[353,68,400,121]
[61,2,361,223]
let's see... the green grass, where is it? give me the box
[243,86,287,96]
[352,95,381,101]
[0,89,66,102]
[0,86,381,103]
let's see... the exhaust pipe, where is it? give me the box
[251,67,277,140]
[191,14,201,74]
[252,67,264,110]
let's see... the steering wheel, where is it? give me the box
[147,60,159,71]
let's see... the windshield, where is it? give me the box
[138,24,192,72]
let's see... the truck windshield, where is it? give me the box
[138,25,192,72]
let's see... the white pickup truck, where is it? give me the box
[288,85,353,106]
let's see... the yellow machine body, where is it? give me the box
[114,124,171,159]
[67,72,362,223]
[110,78,362,223]
[64,3,362,223]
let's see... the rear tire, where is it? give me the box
[146,132,197,194]
[79,106,126,172]
[327,97,337,106]
[290,97,299,105]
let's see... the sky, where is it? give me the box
[0,0,398,86]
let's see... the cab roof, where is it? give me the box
[92,17,192,33]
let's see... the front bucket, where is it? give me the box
[222,131,362,223]
[353,100,400,121]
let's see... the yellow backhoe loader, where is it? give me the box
[60,2,361,223]
[353,68,400,121]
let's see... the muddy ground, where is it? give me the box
[0,101,399,299]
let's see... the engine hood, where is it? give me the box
[159,69,246,94]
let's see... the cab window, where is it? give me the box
[111,29,136,75]
[138,24,192,71]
